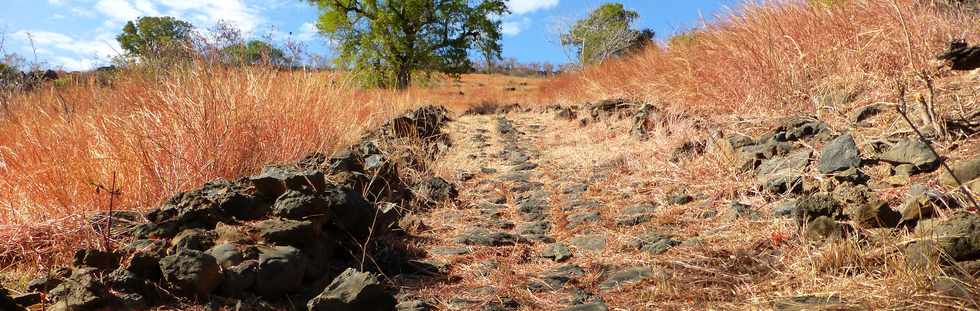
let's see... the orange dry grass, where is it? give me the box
[0,65,535,267]
[541,0,978,116]
[409,73,545,110]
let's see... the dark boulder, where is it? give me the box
[556,107,578,121]
[327,189,382,238]
[905,212,980,268]
[218,260,258,297]
[301,238,340,281]
[570,234,607,251]
[169,228,216,253]
[566,211,600,226]
[255,245,306,298]
[598,266,660,290]
[772,117,830,142]
[939,156,980,188]
[249,165,326,198]
[26,272,66,293]
[849,104,884,125]
[540,243,573,262]
[937,39,980,71]
[803,216,848,242]
[206,243,245,269]
[898,184,947,224]
[756,149,811,194]
[794,194,843,226]
[528,265,585,292]
[736,140,796,172]
[159,250,223,299]
[454,229,519,246]
[726,201,761,221]
[628,233,681,255]
[307,268,396,311]
[818,134,861,174]
[254,218,320,247]
[72,249,120,270]
[123,239,167,280]
[846,201,900,228]
[143,182,240,238]
[876,139,940,172]
[107,268,162,306]
[213,189,269,221]
[48,267,113,310]
[415,176,458,202]
[272,189,334,220]
[669,194,694,205]
[378,105,449,140]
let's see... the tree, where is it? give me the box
[560,3,654,64]
[308,0,509,89]
[222,40,287,66]
[116,16,195,60]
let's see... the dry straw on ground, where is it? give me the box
[0,64,542,268]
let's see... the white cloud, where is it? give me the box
[296,22,318,41]
[92,0,262,33]
[55,56,98,71]
[501,17,531,36]
[498,0,558,37]
[12,30,121,70]
[95,0,153,23]
[71,7,96,18]
[154,0,263,33]
[13,31,74,46]
[506,0,559,15]
[28,0,288,69]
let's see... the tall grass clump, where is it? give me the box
[541,0,978,116]
[0,63,428,267]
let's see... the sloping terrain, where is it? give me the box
[1,1,979,310]
[0,83,977,310]
[392,98,979,310]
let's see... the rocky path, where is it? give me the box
[2,101,976,310]
[404,111,679,310]
[392,99,980,311]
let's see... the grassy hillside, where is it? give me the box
[542,0,978,117]
[0,0,976,289]
[0,65,543,266]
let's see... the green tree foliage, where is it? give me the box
[308,0,509,89]
[667,31,701,50]
[0,63,19,90]
[222,40,287,66]
[116,16,195,61]
[560,3,654,64]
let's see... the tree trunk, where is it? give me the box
[395,65,411,90]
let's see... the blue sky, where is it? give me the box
[0,0,737,71]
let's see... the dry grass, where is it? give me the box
[399,2,980,308]
[415,106,977,309]
[1,0,978,308]
[0,64,541,268]
[541,0,978,119]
